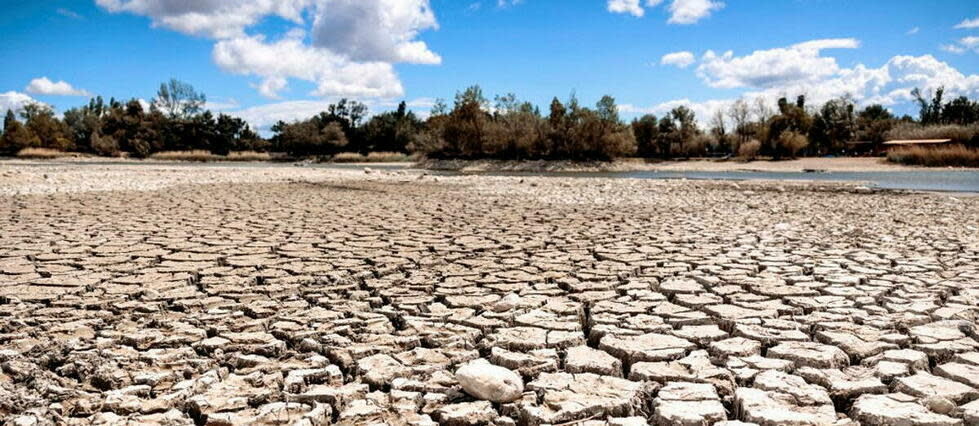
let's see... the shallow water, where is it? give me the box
[444,169,979,193]
[7,160,978,192]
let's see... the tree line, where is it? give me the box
[3,79,978,160]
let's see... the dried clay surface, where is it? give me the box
[1,162,978,425]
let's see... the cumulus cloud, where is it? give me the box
[311,0,440,64]
[97,0,441,99]
[213,35,404,98]
[607,0,718,24]
[607,0,645,17]
[629,52,979,126]
[0,91,41,114]
[667,0,723,24]
[954,17,979,30]
[25,77,91,96]
[661,51,695,68]
[696,38,859,89]
[95,0,311,39]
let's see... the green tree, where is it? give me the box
[153,78,206,119]
[631,114,660,157]
[0,113,40,154]
[856,104,895,146]
[22,103,72,150]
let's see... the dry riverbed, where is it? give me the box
[1,162,979,425]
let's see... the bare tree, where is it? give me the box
[753,97,773,123]
[153,78,206,119]
[727,98,749,143]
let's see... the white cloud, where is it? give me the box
[954,17,979,30]
[311,0,440,65]
[667,0,723,24]
[25,77,91,96]
[632,52,979,126]
[661,51,695,68]
[95,0,311,39]
[212,35,404,99]
[696,38,859,89]
[941,44,967,55]
[97,0,442,99]
[609,0,720,24]
[0,92,41,114]
[225,100,337,131]
[940,36,979,55]
[906,27,919,35]
[252,77,289,100]
[607,0,645,17]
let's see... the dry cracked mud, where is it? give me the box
[1,163,978,425]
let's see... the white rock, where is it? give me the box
[455,360,524,403]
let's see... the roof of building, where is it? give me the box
[882,139,953,145]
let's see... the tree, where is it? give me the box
[810,96,856,155]
[275,119,349,157]
[709,109,730,154]
[776,130,808,158]
[153,78,206,119]
[727,98,750,146]
[632,114,660,157]
[856,104,895,146]
[0,115,40,154]
[942,96,979,125]
[363,101,424,154]
[63,96,106,152]
[22,103,72,150]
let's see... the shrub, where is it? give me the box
[130,138,152,158]
[777,130,809,158]
[15,147,66,159]
[91,134,120,157]
[886,145,979,167]
[738,139,762,160]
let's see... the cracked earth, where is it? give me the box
[1,163,979,425]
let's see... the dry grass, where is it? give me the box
[331,152,414,163]
[226,151,272,162]
[886,144,979,168]
[149,150,273,162]
[150,150,218,162]
[15,148,70,159]
[885,123,979,144]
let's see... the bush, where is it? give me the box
[886,145,979,167]
[738,139,762,160]
[777,130,809,158]
[91,134,120,157]
[884,123,979,146]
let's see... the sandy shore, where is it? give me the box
[1,163,978,424]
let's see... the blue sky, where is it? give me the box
[1,0,978,131]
